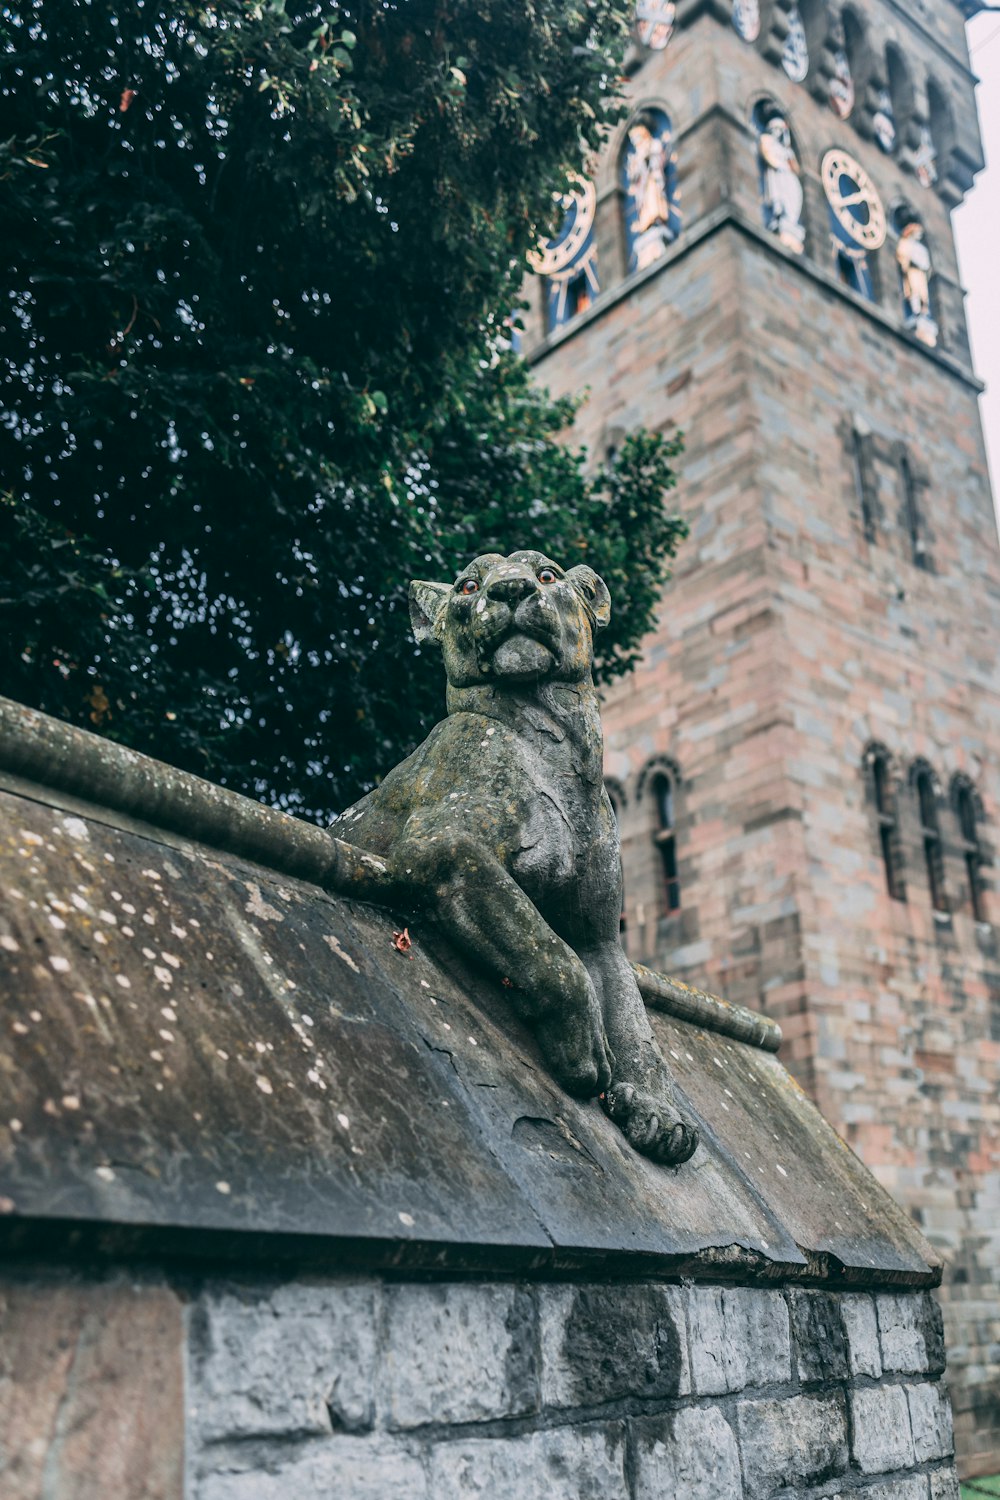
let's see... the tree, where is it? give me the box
[0,0,685,821]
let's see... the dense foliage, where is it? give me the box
[0,0,685,820]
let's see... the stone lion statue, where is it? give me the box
[331,550,698,1167]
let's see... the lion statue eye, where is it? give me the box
[537,568,557,585]
[458,578,479,595]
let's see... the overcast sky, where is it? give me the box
[954,10,1000,510]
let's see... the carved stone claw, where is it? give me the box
[601,1083,698,1167]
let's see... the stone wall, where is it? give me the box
[0,1265,961,1500]
[187,1276,959,1500]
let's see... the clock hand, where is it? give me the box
[836,189,869,207]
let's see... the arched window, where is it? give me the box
[842,8,868,117]
[913,762,946,913]
[606,780,628,935]
[953,778,986,923]
[798,0,832,76]
[899,451,927,568]
[886,45,914,153]
[926,79,954,190]
[851,418,876,543]
[866,745,905,901]
[652,771,681,914]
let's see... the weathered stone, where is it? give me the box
[877,1294,931,1375]
[384,1284,537,1430]
[195,1440,426,1500]
[788,1289,849,1383]
[333,550,698,1167]
[841,1292,883,1378]
[851,1384,916,1473]
[0,1273,183,1500]
[736,1392,849,1498]
[427,1423,628,1500]
[852,1479,928,1500]
[928,1468,961,1500]
[539,1283,690,1407]
[190,1280,377,1440]
[632,1406,742,1500]
[906,1382,955,1462]
[687,1286,790,1394]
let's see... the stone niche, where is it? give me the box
[0,698,961,1500]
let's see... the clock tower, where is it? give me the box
[523,0,1000,1477]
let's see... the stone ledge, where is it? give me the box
[0,700,939,1285]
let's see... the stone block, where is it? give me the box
[919,1294,947,1378]
[853,1480,928,1500]
[195,1439,426,1500]
[906,1382,955,1462]
[632,1405,742,1500]
[384,1283,536,1430]
[876,1294,930,1375]
[539,1283,689,1407]
[687,1285,790,1394]
[736,1392,849,1498]
[0,1273,184,1500]
[190,1280,377,1441]
[787,1290,849,1383]
[850,1384,916,1473]
[427,1423,628,1500]
[928,1468,961,1500]
[840,1293,883,1378]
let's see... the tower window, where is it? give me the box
[653,772,681,914]
[851,423,876,544]
[868,747,905,901]
[900,452,928,569]
[606,781,627,935]
[954,779,986,923]
[914,764,946,913]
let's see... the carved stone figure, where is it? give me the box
[758,116,805,254]
[896,222,938,347]
[624,119,681,272]
[331,551,699,1166]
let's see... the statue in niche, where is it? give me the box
[829,48,855,119]
[896,221,938,347]
[873,87,897,154]
[732,0,761,43]
[781,6,809,83]
[755,109,806,255]
[330,551,699,1167]
[635,0,676,50]
[622,113,682,273]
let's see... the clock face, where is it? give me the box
[635,0,676,50]
[732,0,761,43]
[821,149,886,250]
[781,7,809,83]
[528,178,597,278]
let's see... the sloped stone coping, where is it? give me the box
[0,696,780,1052]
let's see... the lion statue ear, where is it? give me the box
[409,580,452,645]
[565,566,612,631]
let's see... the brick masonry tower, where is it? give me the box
[522,0,1000,1475]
